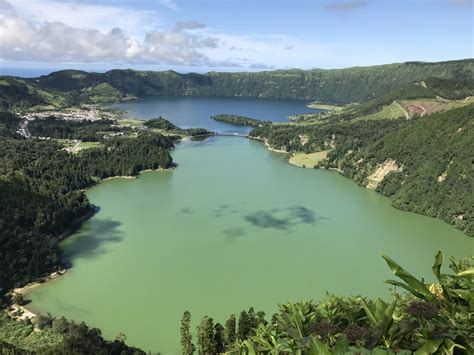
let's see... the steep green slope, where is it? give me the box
[250,105,474,236]
[292,76,474,123]
[4,59,470,108]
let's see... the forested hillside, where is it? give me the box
[250,105,474,236]
[0,130,175,293]
[1,59,473,111]
[0,313,144,354]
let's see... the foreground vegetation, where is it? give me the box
[185,252,473,354]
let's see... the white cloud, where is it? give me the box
[7,0,159,36]
[201,32,344,69]
[0,0,356,70]
[0,0,223,66]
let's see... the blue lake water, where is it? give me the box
[110,96,321,134]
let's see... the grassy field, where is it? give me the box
[354,101,407,121]
[53,139,103,152]
[77,141,103,150]
[116,118,145,127]
[288,150,329,168]
[307,101,347,111]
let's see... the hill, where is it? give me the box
[250,104,474,236]
[1,59,473,111]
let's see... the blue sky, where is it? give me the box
[0,0,472,74]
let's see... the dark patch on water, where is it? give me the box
[179,207,193,214]
[222,227,246,241]
[62,219,123,263]
[243,206,316,231]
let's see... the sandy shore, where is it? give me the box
[248,136,289,154]
[7,269,67,320]
[100,167,174,182]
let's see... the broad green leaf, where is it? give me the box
[382,255,434,300]
[458,268,474,276]
[374,298,388,323]
[385,279,429,300]
[308,336,331,355]
[431,250,444,282]
[332,336,350,354]
[360,299,377,326]
[443,338,466,355]
[414,339,443,355]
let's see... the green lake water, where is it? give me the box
[27,136,473,354]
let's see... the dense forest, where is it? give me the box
[250,104,474,236]
[28,117,121,141]
[1,59,473,111]
[185,252,473,354]
[211,114,269,127]
[144,116,214,137]
[0,313,144,354]
[0,130,175,293]
[0,107,180,352]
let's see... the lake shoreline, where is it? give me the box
[8,269,68,321]
[251,136,468,236]
[17,134,472,353]
[3,165,175,323]
[99,167,174,182]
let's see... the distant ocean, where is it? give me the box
[0,67,108,78]
[0,67,61,77]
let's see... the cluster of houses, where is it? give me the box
[19,108,103,122]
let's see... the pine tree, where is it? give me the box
[181,311,196,355]
[214,323,225,353]
[237,310,249,340]
[224,314,236,345]
[197,316,216,354]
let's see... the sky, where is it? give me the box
[0,0,473,74]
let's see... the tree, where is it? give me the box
[214,323,225,354]
[224,314,236,345]
[181,311,196,355]
[197,316,216,355]
[237,310,249,340]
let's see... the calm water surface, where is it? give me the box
[110,96,320,134]
[28,100,473,354]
